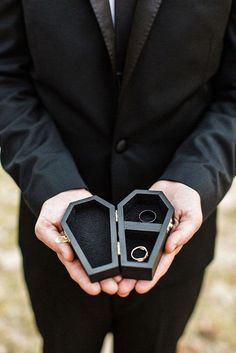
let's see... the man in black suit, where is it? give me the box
[0,1,235,352]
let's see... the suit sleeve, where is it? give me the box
[159,1,236,219]
[0,0,88,217]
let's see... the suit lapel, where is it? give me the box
[120,0,164,95]
[89,0,164,94]
[89,0,115,73]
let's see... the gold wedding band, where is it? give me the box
[55,234,70,244]
[167,220,174,233]
[131,246,149,262]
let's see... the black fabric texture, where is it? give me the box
[125,230,158,262]
[19,231,205,353]
[67,202,112,268]
[113,271,205,353]
[123,194,167,223]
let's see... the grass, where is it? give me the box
[0,166,235,353]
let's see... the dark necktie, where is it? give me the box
[115,0,137,79]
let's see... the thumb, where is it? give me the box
[35,217,74,261]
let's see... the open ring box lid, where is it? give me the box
[61,189,174,283]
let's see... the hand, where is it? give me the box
[35,189,121,296]
[117,180,203,297]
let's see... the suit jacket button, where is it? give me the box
[116,139,127,153]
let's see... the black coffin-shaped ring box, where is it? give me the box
[61,189,174,283]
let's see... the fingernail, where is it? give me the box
[117,292,130,298]
[113,275,122,283]
[118,292,129,298]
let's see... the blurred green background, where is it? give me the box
[0,166,235,353]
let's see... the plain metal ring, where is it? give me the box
[131,246,149,262]
[138,209,157,223]
[55,234,70,244]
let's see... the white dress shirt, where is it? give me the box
[109,0,115,25]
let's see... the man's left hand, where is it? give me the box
[117,180,203,297]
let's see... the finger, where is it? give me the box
[100,278,118,295]
[165,218,199,254]
[58,254,101,296]
[117,279,137,297]
[113,275,122,283]
[135,251,177,294]
[35,217,74,261]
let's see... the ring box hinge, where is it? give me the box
[117,241,121,256]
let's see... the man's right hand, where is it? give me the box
[35,188,121,296]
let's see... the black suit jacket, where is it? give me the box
[0,0,235,286]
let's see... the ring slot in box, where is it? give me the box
[61,189,174,283]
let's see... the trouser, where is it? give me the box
[22,255,204,353]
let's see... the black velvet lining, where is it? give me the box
[125,230,158,262]
[67,201,112,268]
[123,194,168,223]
